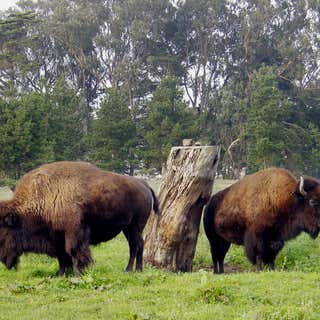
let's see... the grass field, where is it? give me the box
[1,179,320,319]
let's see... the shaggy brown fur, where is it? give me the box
[203,168,320,273]
[0,161,159,275]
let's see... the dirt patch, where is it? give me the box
[196,263,248,274]
[224,264,247,273]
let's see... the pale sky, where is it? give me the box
[0,0,18,11]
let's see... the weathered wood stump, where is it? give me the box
[143,145,220,272]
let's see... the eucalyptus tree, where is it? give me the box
[236,0,319,86]
[0,11,39,96]
[16,0,109,133]
[173,0,240,115]
[211,0,320,175]
[95,0,178,109]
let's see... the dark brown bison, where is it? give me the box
[203,168,320,273]
[0,161,159,275]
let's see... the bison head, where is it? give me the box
[0,213,22,269]
[296,176,320,238]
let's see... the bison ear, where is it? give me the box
[296,176,319,197]
[302,177,319,192]
[3,213,20,228]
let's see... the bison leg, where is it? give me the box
[244,230,260,267]
[261,239,284,270]
[57,262,66,277]
[244,230,266,271]
[245,230,282,271]
[65,226,92,276]
[269,261,275,270]
[57,252,73,276]
[134,234,144,272]
[215,240,231,274]
[123,227,144,272]
[55,234,73,276]
[207,233,231,274]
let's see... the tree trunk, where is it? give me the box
[143,145,220,272]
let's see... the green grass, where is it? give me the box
[1,179,320,319]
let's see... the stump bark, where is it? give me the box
[143,145,220,272]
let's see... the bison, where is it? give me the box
[203,167,320,273]
[0,161,159,276]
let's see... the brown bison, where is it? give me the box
[203,168,320,273]
[0,161,159,275]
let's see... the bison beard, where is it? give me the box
[0,161,159,276]
[203,168,320,274]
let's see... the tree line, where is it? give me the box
[0,0,319,180]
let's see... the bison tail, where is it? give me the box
[203,201,216,239]
[202,204,210,236]
[150,188,160,215]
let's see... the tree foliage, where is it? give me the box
[141,76,199,170]
[88,88,137,174]
[0,11,38,95]
[244,66,293,171]
[0,81,83,178]
[0,0,319,178]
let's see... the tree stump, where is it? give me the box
[143,145,220,272]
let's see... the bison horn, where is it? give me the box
[299,176,307,197]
